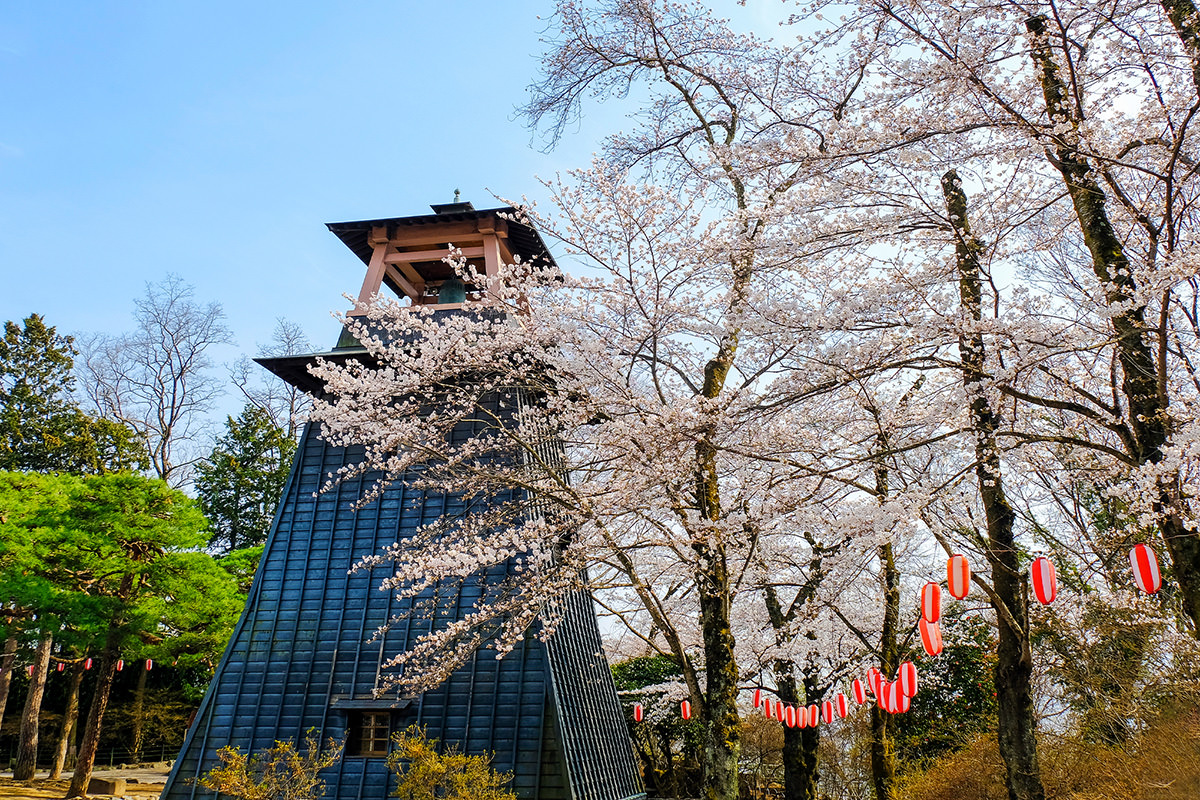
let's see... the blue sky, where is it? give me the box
[0,1,785,423]
[0,2,601,359]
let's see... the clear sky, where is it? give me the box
[0,1,785,423]
[0,2,602,362]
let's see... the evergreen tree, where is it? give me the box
[196,405,295,554]
[0,314,145,474]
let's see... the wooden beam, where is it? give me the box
[384,246,484,264]
[482,233,503,301]
[352,243,391,313]
[383,265,421,301]
[367,225,389,246]
[393,261,426,290]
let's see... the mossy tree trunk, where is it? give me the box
[942,168,1045,800]
[869,540,899,800]
[1026,15,1200,639]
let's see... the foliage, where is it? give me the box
[611,654,682,692]
[387,725,516,800]
[220,544,266,593]
[893,611,998,767]
[196,404,295,554]
[896,706,1200,800]
[196,730,343,800]
[0,313,145,474]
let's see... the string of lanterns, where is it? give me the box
[4,657,162,679]
[631,544,1166,726]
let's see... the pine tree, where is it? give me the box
[196,405,296,554]
[0,314,144,474]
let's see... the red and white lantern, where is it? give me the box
[836,693,849,718]
[681,700,692,720]
[920,581,941,623]
[146,658,153,671]
[852,678,867,704]
[785,705,796,727]
[867,667,883,697]
[753,688,762,709]
[878,680,891,711]
[117,659,124,672]
[57,662,65,672]
[947,554,971,599]
[808,704,819,727]
[27,665,33,677]
[634,703,643,722]
[1130,543,1162,595]
[797,706,808,728]
[919,617,944,657]
[822,700,834,724]
[84,658,92,670]
[899,661,918,697]
[763,698,772,718]
[888,680,911,713]
[1031,556,1057,604]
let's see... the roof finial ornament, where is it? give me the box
[453,188,460,203]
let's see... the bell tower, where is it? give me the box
[160,205,644,800]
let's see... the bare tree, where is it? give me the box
[229,317,312,440]
[78,275,232,487]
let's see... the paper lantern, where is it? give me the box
[117,659,124,672]
[867,667,882,697]
[919,617,944,657]
[899,661,918,697]
[852,678,867,704]
[822,700,834,724]
[888,680,910,713]
[146,658,153,671]
[753,688,762,709]
[797,706,808,727]
[808,704,819,727]
[786,705,796,727]
[836,693,849,718]
[1130,543,1162,594]
[878,680,891,710]
[27,665,33,677]
[921,581,941,623]
[1030,556,1057,604]
[84,658,92,670]
[948,554,971,599]
[681,700,692,720]
[634,703,643,722]
[57,662,65,672]
[763,698,772,718]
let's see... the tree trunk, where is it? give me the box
[50,661,84,780]
[68,636,121,799]
[1160,0,1200,95]
[1026,15,1200,638]
[773,668,820,800]
[130,664,148,763]
[870,541,899,800]
[943,169,1045,800]
[0,633,18,734]
[13,635,53,780]
[693,531,739,800]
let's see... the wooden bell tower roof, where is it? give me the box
[256,204,555,395]
[326,204,554,313]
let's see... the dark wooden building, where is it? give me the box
[161,205,644,800]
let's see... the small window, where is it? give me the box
[347,711,391,757]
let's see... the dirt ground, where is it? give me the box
[0,764,170,799]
